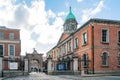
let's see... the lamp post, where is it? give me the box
[1,56,3,77]
[0,55,4,77]
[20,56,24,75]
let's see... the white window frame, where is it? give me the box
[74,37,78,49]
[0,32,4,39]
[63,45,66,54]
[82,54,88,68]
[8,44,15,56]
[101,28,109,43]
[9,33,14,40]
[68,41,71,52]
[101,51,109,66]
[65,43,67,54]
[0,44,4,56]
[82,31,88,45]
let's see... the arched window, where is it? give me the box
[118,53,120,66]
[101,52,109,66]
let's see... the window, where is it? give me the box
[74,38,78,48]
[0,45,3,56]
[59,47,61,55]
[68,42,71,52]
[63,45,66,54]
[9,45,15,56]
[82,54,88,68]
[118,53,120,66]
[82,32,87,45]
[0,32,4,39]
[9,33,14,40]
[101,52,108,66]
[118,31,120,43]
[101,29,109,43]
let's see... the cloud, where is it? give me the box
[77,0,83,2]
[0,0,64,55]
[20,27,36,53]
[81,0,104,23]
[14,4,29,26]
[58,12,66,17]
[0,0,15,26]
[47,10,56,18]
[28,0,47,26]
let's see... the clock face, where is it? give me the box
[70,21,74,24]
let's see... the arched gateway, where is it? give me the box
[25,48,43,72]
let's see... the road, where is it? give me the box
[4,72,120,80]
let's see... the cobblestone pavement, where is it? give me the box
[4,72,120,80]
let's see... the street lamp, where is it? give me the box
[1,56,4,77]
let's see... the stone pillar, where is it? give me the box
[0,57,3,77]
[73,56,79,75]
[73,57,78,71]
[24,58,28,75]
[47,56,52,74]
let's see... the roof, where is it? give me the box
[58,18,120,45]
[46,18,120,55]
[76,18,120,33]
[57,33,70,44]
[0,26,20,31]
[65,7,76,21]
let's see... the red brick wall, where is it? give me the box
[75,23,120,72]
[0,29,21,70]
[74,25,93,71]
[0,29,20,40]
[93,23,120,71]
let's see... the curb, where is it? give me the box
[81,74,120,77]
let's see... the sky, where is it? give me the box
[0,0,120,56]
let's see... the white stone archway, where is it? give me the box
[30,60,39,72]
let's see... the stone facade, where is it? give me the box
[25,49,43,72]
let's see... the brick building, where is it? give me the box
[46,7,120,74]
[0,26,21,70]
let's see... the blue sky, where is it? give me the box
[0,0,120,56]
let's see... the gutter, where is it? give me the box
[92,25,95,74]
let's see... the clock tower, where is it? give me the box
[63,7,78,34]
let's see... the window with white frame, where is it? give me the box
[0,45,3,56]
[82,54,88,68]
[68,42,71,52]
[9,45,15,56]
[74,38,78,48]
[0,32,4,39]
[9,33,14,40]
[82,32,87,45]
[101,52,109,66]
[118,31,120,43]
[118,53,120,66]
[63,45,66,54]
[101,29,109,43]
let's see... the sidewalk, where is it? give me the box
[81,73,120,77]
[0,77,4,80]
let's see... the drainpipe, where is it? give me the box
[92,25,95,74]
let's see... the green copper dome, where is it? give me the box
[66,7,76,20]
